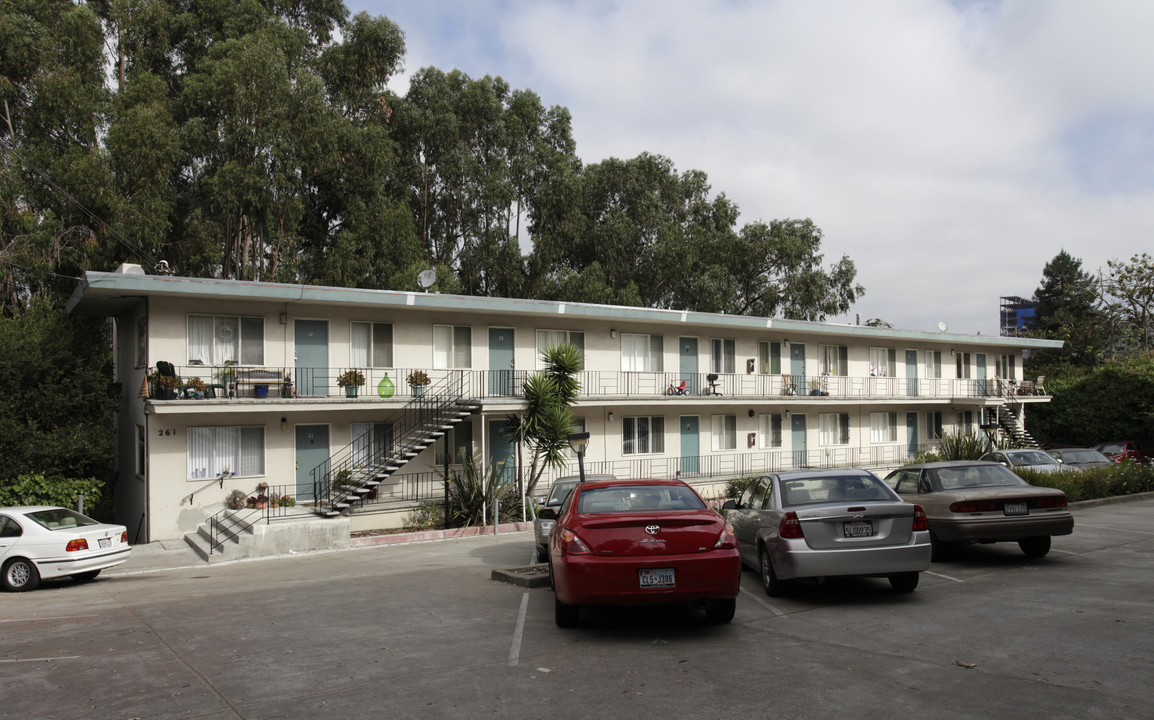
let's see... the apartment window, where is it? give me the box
[711,338,735,374]
[712,415,737,450]
[955,352,971,379]
[758,341,782,374]
[818,345,848,376]
[187,426,265,480]
[437,420,473,465]
[927,411,944,440]
[188,315,264,365]
[870,347,896,377]
[537,330,586,369]
[433,325,472,368]
[996,354,1016,380]
[620,333,662,372]
[870,412,898,443]
[352,422,393,466]
[925,350,942,379]
[819,413,850,446]
[957,411,974,435]
[759,413,783,448]
[351,322,393,368]
[623,416,665,455]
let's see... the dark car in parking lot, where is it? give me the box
[1093,441,1152,465]
[1049,447,1112,470]
[884,461,1073,559]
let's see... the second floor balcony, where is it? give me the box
[146,364,1046,406]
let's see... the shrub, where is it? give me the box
[0,473,104,514]
[406,501,443,529]
[447,454,519,526]
[1012,463,1154,502]
[724,476,755,498]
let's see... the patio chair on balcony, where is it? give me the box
[705,373,721,395]
[1017,379,1035,395]
[1034,376,1046,395]
[781,373,797,396]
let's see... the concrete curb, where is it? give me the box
[350,521,533,548]
[491,564,551,588]
[1069,490,1154,510]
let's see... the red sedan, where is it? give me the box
[542,478,741,627]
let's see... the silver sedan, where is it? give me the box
[722,469,931,596]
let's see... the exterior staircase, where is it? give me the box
[309,373,480,517]
[986,407,1041,449]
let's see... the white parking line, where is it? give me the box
[0,656,82,663]
[925,570,964,583]
[0,615,98,623]
[740,586,785,616]
[508,592,530,667]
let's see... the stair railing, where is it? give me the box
[309,371,474,514]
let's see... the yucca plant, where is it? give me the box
[937,431,992,460]
[447,453,519,527]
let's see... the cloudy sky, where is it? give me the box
[347,0,1154,337]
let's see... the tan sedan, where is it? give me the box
[884,461,1073,559]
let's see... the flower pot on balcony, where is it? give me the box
[255,384,269,398]
[413,385,425,398]
[345,385,359,398]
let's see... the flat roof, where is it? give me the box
[66,269,1063,350]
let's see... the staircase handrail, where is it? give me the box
[309,371,472,513]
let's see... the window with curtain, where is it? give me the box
[927,411,944,440]
[870,412,898,443]
[957,411,974,435]
[925,350,942,379]
[996,354,1016,380]
[758,413,783,448]
[710,338,735,374]
[622,416,665,455]
[187,315,265,365]
[433,325,472,368]
[187,426,265,479]
[351,322,393,368]
[351,422,393,467]
[818,345,848,376]
[758,341,781,374]
[620,333,663,372]
[956,352,971,379]
[819,413,850,446]
[536,330,586,369]
[869,347,896,377]
[711,415,736,450]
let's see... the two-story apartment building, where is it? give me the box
[66,264,1062,547]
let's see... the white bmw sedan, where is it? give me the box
[0,506,131,591]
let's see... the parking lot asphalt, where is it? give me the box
[2,498,1152,719]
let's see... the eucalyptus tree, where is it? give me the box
[1103,252,1154,353]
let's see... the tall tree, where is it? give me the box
[1103,252,1154,353]
[1028,250,1104,368]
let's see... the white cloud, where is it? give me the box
[357,0,1154,335]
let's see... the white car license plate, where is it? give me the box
[98,537,111,548]
[843,520,875,538]
[639,568,675,588]
[1003,502,1028,516]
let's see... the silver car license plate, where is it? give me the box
[98,537,111,548]
[843,520,875,538]
[639,568,675,588]
[1003,502,1028,516]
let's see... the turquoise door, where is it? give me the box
[489,328,514,396]
[488,419,516,485]
[790,343,806,393]
[976,353,988,396]
[905,349,918,397]
[791,414,807,469]
[295,320,328,396]
[680,416,699,475]
[906,412,919,458]
[680,337,699,395]
[295,424,329,501]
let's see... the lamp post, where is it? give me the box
[567,431,590,482]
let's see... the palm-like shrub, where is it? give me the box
[447,453,519,526]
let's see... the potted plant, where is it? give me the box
[185,377,207,399]
[226,489,246,510]
[253,493,269,510]
[407,370,431,397]
[150,372,180,400]
[337,369,366,398]
[280,495,296,507]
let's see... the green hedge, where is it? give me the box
[0,473,104,510]
[1015,462,1154,503]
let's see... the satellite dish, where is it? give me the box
[417,269,436,291]
[938,321,948,332]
